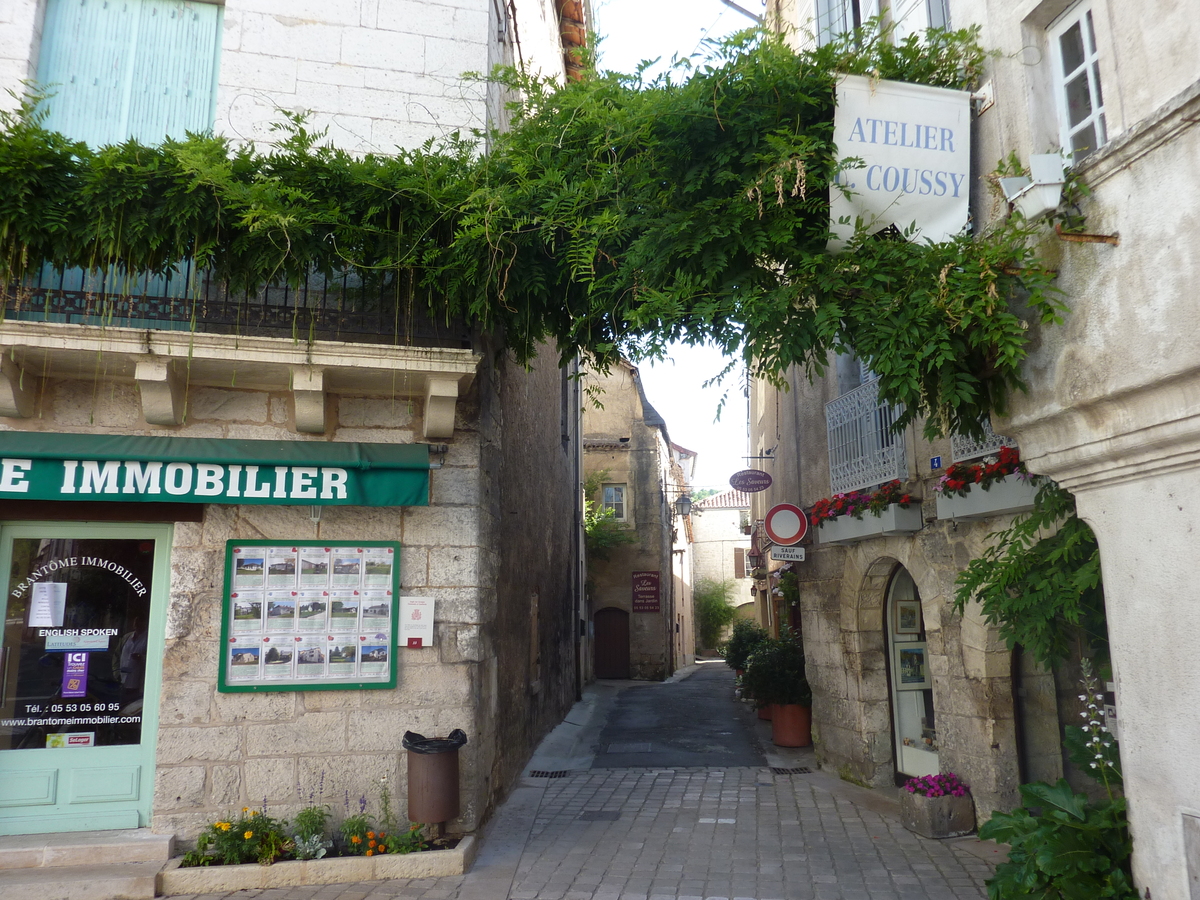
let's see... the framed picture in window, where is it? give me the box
[894,600,922,636]
[894,642,932,691]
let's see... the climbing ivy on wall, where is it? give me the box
[0,23,1061,441]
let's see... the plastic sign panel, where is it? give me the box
[729,469,773,492]
[764,503,808,545]
[632,571,661,613]
[400,596,435,648]
[771,545,806,562]
[828,74,971,252]
[218,541,399,692]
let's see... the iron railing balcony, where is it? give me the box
[825,378,907,494]
[951,418,1014,462]
[3,262,473,350]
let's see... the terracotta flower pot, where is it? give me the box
[899,791,975,839]
[758,704,773,721]
[770,704,811,747]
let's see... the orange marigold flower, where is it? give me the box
[367,831,375,839]
[351,835,361,844]
[365,850,373,857]
[379,832,386,838]
[368,840,376,848]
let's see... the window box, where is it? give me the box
[817,504,922,545]
[935,475,1037,522]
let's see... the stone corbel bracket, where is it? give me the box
[136,358,186,426]
[0,348,38,417]
[292,366,326,434]
[424,376,460,440]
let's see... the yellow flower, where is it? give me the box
[251,810,261,816]
[242,807,249,813]
[244,831,253,840]
[216,822,231,831]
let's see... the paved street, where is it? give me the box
[168,663,1002,900]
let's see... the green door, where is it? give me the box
[0,523,171,834]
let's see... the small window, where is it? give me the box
[1048,2,1107,163]
[602,484,627,521]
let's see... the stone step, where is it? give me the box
[0,828,174,869]
[0,861,163,900]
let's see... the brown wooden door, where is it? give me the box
[594,607,630,679]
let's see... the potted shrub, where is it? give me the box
[723,619,769,677]
[741,629,812,747]
[899,773,975,839]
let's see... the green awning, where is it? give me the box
[0,433,430,506]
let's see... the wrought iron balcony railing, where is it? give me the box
[3,262,473,349]
[825,378,907,495]
[951,418,1014,462]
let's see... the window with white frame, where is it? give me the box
[602,484,627,521]
[1047,2,1107,163]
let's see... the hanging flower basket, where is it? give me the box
[935,474,1037,522]
[817,503,922,545]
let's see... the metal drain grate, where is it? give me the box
[770,766,813,775]
[528,769,573,779]
[578,810,621,822]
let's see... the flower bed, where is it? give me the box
[817,502,922,544]
[157,836,476,895]
[935,473,1037,521]
[899,773,975,839]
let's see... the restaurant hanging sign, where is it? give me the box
[0,433,429,506]
[828,74,971,252]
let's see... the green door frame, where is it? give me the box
[0,521,172,834]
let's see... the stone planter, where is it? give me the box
[817,503,922,545]
[935,474,1037,522]
[157,836,476,895]
[899,792,975,839]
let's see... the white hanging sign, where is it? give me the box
[400,596,435,648]
[828,74,971,252]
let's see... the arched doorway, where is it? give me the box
[593,607,630,679]
[885,567,939,778]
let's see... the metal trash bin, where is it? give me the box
[403,729,467,824]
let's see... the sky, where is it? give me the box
[591,0,766,493]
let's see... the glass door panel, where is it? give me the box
[887,568,939,778]
[0,525,170,834]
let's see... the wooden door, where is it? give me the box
[593,608,630,679]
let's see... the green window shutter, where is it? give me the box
[36,0,221,147]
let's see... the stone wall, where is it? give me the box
[583,365,675,681]
[2,350,575,841]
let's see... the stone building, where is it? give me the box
[764,0,1200,892]
[0,0,589,848]
[691,489,755,635]
[582,361,695,681]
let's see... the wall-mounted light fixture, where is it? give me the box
[1000,154,1066,221]
[673,493,693,518]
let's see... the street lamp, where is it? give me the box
[673,493,693,518]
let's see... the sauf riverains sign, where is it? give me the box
[828,74,971,252]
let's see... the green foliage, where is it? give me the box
[723,618,769,671]
[181,808,293,867]
[978,780,1135,899]
[0,24,1057,440]
[292,804,332,859]
[583,469,637,560]
[340,776,427,856]
[952,481,1106,669]
[741,627,812,707]
[694,578,738,648]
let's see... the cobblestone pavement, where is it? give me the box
[165,668,999,900]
